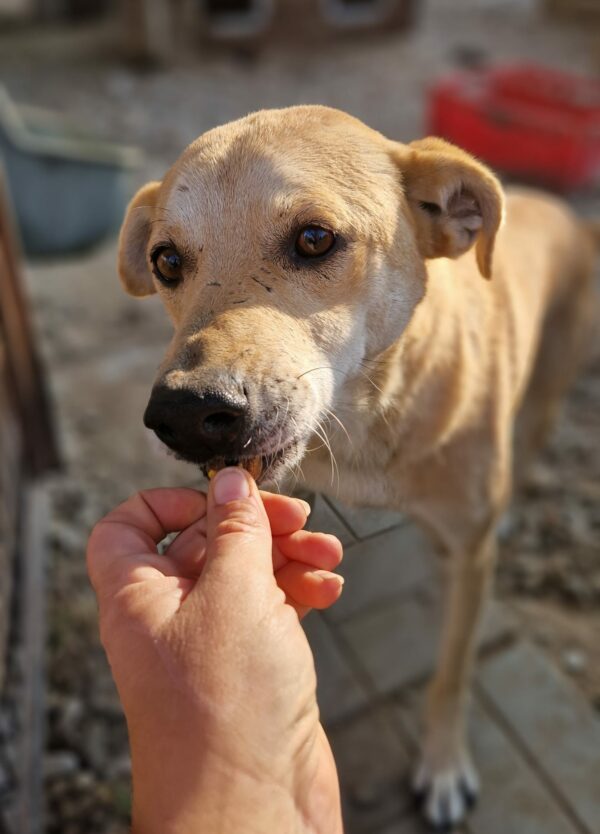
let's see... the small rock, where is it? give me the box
[526,462,559,494]
[497,511,518,542]
[562,648,587,676]
[107,754,131,781]
[563,575,593,606]
[85,721,109,771]
[49,519,87,555]
[47,777,71,801]
[564,502,593,547]
[44,751,80,781]
[55,697,84,746]
[72,770,95,791]
[513,553,545,593]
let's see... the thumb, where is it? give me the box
[204,467,273,576]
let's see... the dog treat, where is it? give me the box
[204,456,264,481]
[244,456,263,480]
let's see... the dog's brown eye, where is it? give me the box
[295,226,336,259]
[151,246,182,284]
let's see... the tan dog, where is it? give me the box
[118,106,595,829]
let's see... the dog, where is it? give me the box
[117,106,595,829]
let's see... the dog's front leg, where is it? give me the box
[413,530,497,829]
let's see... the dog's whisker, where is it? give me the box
[297,363,384,403]
[287,459,304,492]
[323,406,353,446]
[356,367,385,396]
[313,419,340,492]
[296,365,336,381]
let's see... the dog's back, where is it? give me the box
[419,187,596,453]
[497,189,597,465]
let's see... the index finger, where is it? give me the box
[87,488,207,592]
[259,491,311,536]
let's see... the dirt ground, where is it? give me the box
[1,1,599,831]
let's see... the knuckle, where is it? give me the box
[215,504,263,538]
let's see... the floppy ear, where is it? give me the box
[395,138,504,279]
[118,181,161,297]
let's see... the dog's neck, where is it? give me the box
[300,259,488,505]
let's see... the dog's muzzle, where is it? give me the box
[143,376,304,483]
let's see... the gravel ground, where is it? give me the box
[1,1,598,830]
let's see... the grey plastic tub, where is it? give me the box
[0,87,142,256]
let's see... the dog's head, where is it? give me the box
[118,106,503,483]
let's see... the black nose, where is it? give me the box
[144,385,251,460]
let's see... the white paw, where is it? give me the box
[412,750,479,830]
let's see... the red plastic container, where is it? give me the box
[427,64,600,191]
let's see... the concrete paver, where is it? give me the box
[394,689,580,834]
[329,708,413,834]
[302,611,369,725]
[310,497,599,834]
[478,642,600,834]
[339,593,438,694]
[467,701,581,834]
[338,586,515,695]
[324,523,437,624]
[306,494,357,547]
[328,497,407,540]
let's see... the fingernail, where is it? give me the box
[212,468,250,505]
[315,570,345,586]
[297,498,312,516]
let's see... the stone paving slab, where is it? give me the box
[327,496,407,540]
[324,523,437,624]
[477,642,600,834]
[302,611,369,725]
[393,688,579,834]
[466,701,581,834]
[306,494,357,548]
[339,594,433,694]
[328,707,413,834]
[304,497,597,834]
[338,585,515,696]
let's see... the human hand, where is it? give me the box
[87,470,344,834]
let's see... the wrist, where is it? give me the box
[131,752,313,834]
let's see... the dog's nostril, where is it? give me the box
[203,411,240,433]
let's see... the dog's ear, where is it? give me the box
[118,181,161,297]
[395,138,504,279]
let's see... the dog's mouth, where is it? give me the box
[200,442,299,485]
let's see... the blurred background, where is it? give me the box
[0,1,599,833]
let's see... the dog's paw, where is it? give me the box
[412,750,479,831]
